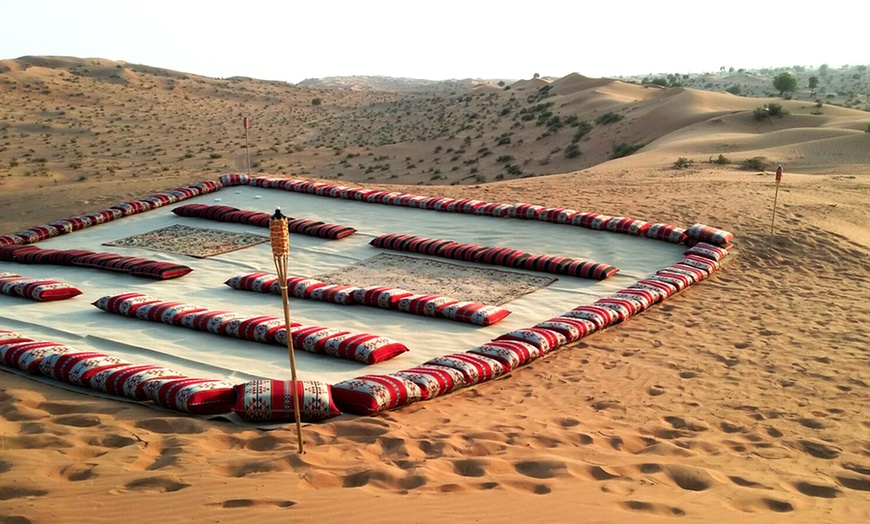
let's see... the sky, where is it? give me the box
[2,1,867,83]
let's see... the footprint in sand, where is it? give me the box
[0,485,49,501]
[55,463,97,482]
[122,475,190,493]
[792,439,841,459]
[792,480,842,498]
[513,460,568,479]
[207,499,296,509]
[620,500,686,516]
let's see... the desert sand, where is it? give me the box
[1,57,869,522]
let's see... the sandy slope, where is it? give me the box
[1,59,869,522]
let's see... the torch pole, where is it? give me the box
[770,179,781,236]
[270,208,303,453]
[244,118,251,177]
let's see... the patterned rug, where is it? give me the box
[316,253,556,305]
[104,224,268,258]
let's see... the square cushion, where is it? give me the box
[604,217,652,236]
[404,237,454,256]
[38,350,109,382]
[686,223,734,246]
[370,233,415,251]
[494,327,568,353]
[225,272,280,293]
[561,305,618,330]
[320,333,408,364]
[593,297,640,321]
[128,261,193,280]
[353,286,413,309]
[629,279,679,301]
[684,242,729,262]
[58,354,131,387]
[424,352,508,385]
[143,377,237,415]
[1,341,77,373]
[331,375,423,415]
[285,276,327,298]
[15,279,83,302]
[308,284,359,305]
[437,302,512,326]
[438,242,487,262]
[556,259,620,280]
[397,294,458,317]
[650,271,692,291]
[232,380,341,423]
[468,340,543,370]
[391,366,467,400]
[305,223,357,240]
[680,254,721,275]
[90,364,186,399]
[534,317,595,343]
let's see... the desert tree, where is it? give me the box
[808,76,819,97]
[773,72,797,96]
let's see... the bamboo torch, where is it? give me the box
[270,207,304,453]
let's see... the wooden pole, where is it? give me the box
[270,208,304,453]
[770,166,782,236]
[244,117,251,177]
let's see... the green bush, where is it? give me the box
[710,154,731,165]
[673,157,694,169]
[741,156,768,171]
[496,155,514,163]
[596,112,623,125]
[610,142,643,159]
[564,144,581,159]
[571,122,593,143]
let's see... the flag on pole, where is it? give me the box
[243,117,249,130]
[775,164,783,184]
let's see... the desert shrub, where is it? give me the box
[865,124,870,133]
[496,155,514,163]
[571,122,593,143]
[565,144,581,159]
[710,154,731,165]
[596,112,623,125]
[725,85,742,95]
[495,133,512,145]
[209,153,222,159]
[505,164,523,175]
[673,157,694,169]
[741,156,768,171]
[767,103,787,117]
[610,142,643,159]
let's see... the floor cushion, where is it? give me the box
[561,305,620,330]
[534,317,595,343]
[424,352,508,385]
[493,327,568,353]
[686,224,734,246]
[144,377,237,415]
[332,375,423,415]
[468,340,543,370]
[437,302,512,326]
[390,366,467,400]
[233,380,341,423]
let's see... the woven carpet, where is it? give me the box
[104,224,268,258]
[316,253,556,305]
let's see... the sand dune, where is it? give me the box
[1,59,869,522]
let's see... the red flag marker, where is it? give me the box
[243,117,249,129]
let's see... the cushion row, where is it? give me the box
[225,273,512,326]
[370,234,619,280]
[172,204,356,240]
[92,293,408,364]
[0,273,82,302]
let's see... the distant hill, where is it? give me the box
[0,54,868,208]
[298,75,513,92]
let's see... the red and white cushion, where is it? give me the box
[650,271,692,291]
[225,272,281,293]
[143,377,237,414]
[309,284,359,305]
[331,375,423,415]
[353,286,413,309]
[232,380,341,423]
[493,328,567,353]
[604,217,651,236]
[320,333,408,364]
[90,364,187,400]
[397,294,459,316]
[468,340,543,370]
[684,242,729,261]
[534,317,595,343]
[679,254,721,275]
[390,366,467,400]
[646,223,688,243]
[629,279,679,301]
[424,352,507,385]
[686,223,734,246]
[561,305,617,330]
[38,351,110,383]
[2,341,78,373]
[594,297,640,321]
[2,278,82,302]
[437,302,512,326]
